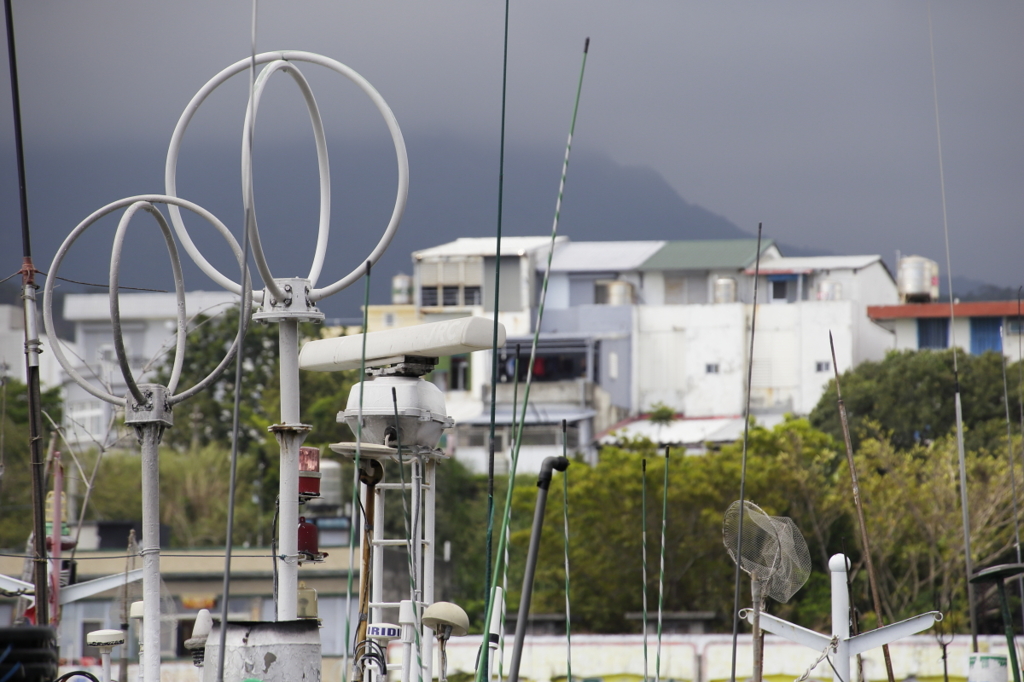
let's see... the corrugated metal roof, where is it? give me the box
[747,255,882,274]
[413,236,564,259]
[545,241,665,273]
[638,239,775,271]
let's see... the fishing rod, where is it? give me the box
[830,332,895,682]
[728,222,763,682]
[927,0,978,648]
[484,0,512,634]
[656,447,669,682]
[642,459,649,682]
[476,37,590,682]
[4,0,49,625]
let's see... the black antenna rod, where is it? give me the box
[728,223,762,682]
[5,0,49,625]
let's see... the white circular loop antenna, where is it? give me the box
[43,195,251,408]
[164,50,409,303]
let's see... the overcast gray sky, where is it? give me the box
[3,1,1022,293]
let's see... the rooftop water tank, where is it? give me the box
[392,273,413,305]
[898,256,939,303]
[817,281,842,301]
[714,277,737,304]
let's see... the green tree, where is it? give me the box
[810,349,1019,452]
[0,377,64,549]
[508,418,848,633]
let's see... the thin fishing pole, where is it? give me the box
[497,348,520,682]
[562,420,572,682]
[656,446,669,682]
[927,0,977,648]
[484,0,512,638]
[5,0,49,625]
[642,458,649,682]
[476,38,590,682]
[729,222,763,682]
[830,331,895,682]
[216,4,258,680]
[999,329,1024,640]
[1018,289,1024,635]
[343,260,372,682]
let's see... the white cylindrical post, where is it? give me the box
[101,649,112,682]
[487,586,505,682]
[829,554,850,682]
[400,599,416,682]
[141,428,162,682]
[277,319,301,621]
[422,460,437,682]
[372,480,385,625]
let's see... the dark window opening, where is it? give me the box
[500,352,587,382]
[917,318,949,349]
[421,286,438,307]
[464,286,482,306]
[442,286,460,306]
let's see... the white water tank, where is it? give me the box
[392,273,413,304]
[713,277,737,303]
[898,256,939,303]
[596,280,634,305]
[817,281,842,301]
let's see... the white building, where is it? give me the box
[868,300,1024,360]
[0,303,64,389]
[403,238,899,469]
[59,291,239,447]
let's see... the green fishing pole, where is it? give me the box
[476,37,591,682]
[656,447,669,682]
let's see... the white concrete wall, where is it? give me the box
[636,304,747,417]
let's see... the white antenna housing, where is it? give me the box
[299,316,504,372]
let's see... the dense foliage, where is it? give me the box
[0,377,64,549]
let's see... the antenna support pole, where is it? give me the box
[257,278,323,620]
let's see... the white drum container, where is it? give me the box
[203,620,321,682]
[967,653,1008,682]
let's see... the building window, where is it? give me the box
[442,286,460,306]
[705,363,720,374]
[771,280,788,302]
[1008,317,1024,335]
[421,286,438,307]
[383,313,396,327]
[450,355,470,391]
[917,318,949,349]
[815,361,831,373]
[464,286,482,306]
[970,317,1002,355]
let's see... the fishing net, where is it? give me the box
[722,500,811,604]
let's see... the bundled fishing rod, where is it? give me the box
[477,36,590,682]
[927,0,978,648]
[728,222,762,682]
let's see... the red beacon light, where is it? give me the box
[298,446,321,500]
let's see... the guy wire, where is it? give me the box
[217,3,258,678]
[927,0,977,647]
[343,260,372,682]
[729,222,763,682]
[476,37,590,682]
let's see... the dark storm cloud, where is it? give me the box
[2,1,1022,297]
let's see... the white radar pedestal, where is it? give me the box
[740,553,941,682]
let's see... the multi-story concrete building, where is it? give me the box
[400,237,899,470]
